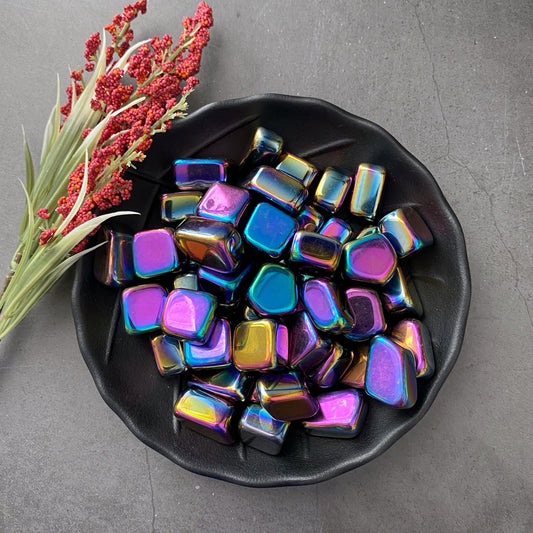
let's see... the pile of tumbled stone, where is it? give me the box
[93,127,435,455]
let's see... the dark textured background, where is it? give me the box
[0,1,531,531]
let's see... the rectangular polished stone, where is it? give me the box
[297,205,323,232]
[289,231,342,272]
[319,218,354,244]
[150,334,186,376]
[196,182,250,225]
[161,191,203,223]
[93,226,134,287]
[381,266,423,316]
[173,159,229,190]
[244,166,307,214]
[174,388,236,445]
[275,153,318,188]
[189,367,255,402]
[350,163,386,220]
[240,127,283,170]
[314,167,352,213]
[198,263,252,305]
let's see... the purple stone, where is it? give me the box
[343,233,397,284]
[173,159,229,190]
[310,343,353,389]
[365,335,417,408]
[161,288,217,343]
[183,318,232,369]
[122,284,167,334]
[344,287,386,341]
[196,182,250,225]
[132,228,180,279]
[302,389,367,438]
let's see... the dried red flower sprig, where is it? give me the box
[0,1,213,340]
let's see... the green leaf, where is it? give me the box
[21,126,35,194]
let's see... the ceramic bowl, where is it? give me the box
[72,94,471,487]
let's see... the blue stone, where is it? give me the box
[248,264,298,316]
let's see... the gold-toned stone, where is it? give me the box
[233,319,279,372]
[340,344,369,389]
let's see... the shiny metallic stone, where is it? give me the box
[288,311,331,374]
[319,218,353,244]
[350,163,386,220]
[297,205,323,232]
[233,319,286,372]
[248,264,298,316]
[344,287,386,341]
[174,216,243,273]
[132,228,180,278]
[314,167,352,213]
[302,389,367,438]
[343,233,397,284]
[150,334,186,376]
[189,366,255,402]
[290,231,342,272]
[381,267,423,316]
[356,225,380,239]
[174,388,236,445]
[391,318,435,379]
[256,371,319,421]
[244,166,307,214]
[243,305,261,321]
[196,182,250,225]
[365,335,417,409]
[93,226,134,287]
[161,191,203,223]
[301,278,352,334]
[243,202,297,258]
[275,153,318,188]
[340,344,369,389]
[379,207,433,257]
[198,263,252,305]
[173,158,229,190]
[173,272,199,291]
[310,342,353,389]
[239,403,290,455]
[161,288,217,343]
[122,284,167,334]
[183,318,232,369]
[240,127,283,170]
[276,324,290,367]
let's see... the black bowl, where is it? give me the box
[72,94,471,487]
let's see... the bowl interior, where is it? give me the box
[72,94,470,487]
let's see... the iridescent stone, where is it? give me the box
[302,389,367,438]
[391,318,435,379]
[310,343,353,389]
[356,226,380,239]
[301,278,352,334]
[340,344,369,389]
[343,234,397,284]
[314,167,352,213]
[243,202,297,258]
[319,218,353,244]
[240,127,283,170]
[173,159,229,190]
[173,272,199,291]
[174,216,243,273]
[150,334,186,376]
[244,166,307,214]
[183,318,232,369]
[161,191,203,223]
[365,335,417,408]
[122,284,167,334]
[196,182,250,225]
[344,287,386,341]
[381,267,423,316]
[132,228,180,278]
[289,231,342,272]
[239,403,290,455]
[297,205,323,232]
[233,319,285,372]
[248,264,298,316]
[275,153,318,188]
[189,367,255,402]
[379,207,433,257]
[288,311,331,374]
[161,288,217,343]
[243,305,260,321]
[257,371,319,421]
[276,324,290,368]
[174,388,236,445]
[198,263,251,305]
[93,226,134,287]
[350,163,386,220]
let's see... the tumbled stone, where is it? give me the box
[132,228,180,278]
[350,163,386,220]
[289,231,342,273]
[150,334,186,376]
[276,152,318,188]
[309,342,353,389]
[122,284,167,335]
[344,287,386,341]
[93,226,134,287]
[174,158,229,190]
[183,318,232,369]
[314,167,352,213]
[196,182,250,225]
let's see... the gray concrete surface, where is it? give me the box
[0,1,532,531]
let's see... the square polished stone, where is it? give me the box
[196,182,250,225]
[122,284,167,335]
[132,228,180,278]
